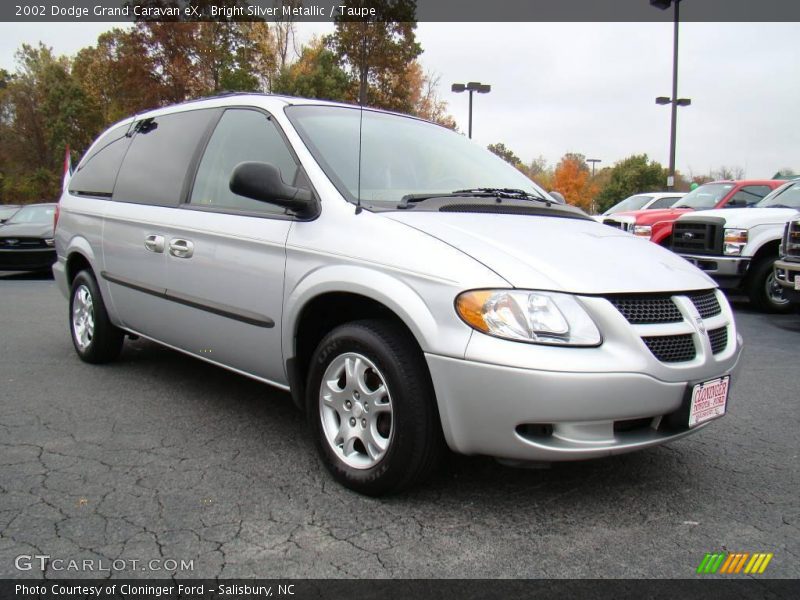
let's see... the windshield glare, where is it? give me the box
[7,205,55,224]
[605,194,653,214]
[674,183,734,210]
[757,182,800,209]
[286,105,549,206]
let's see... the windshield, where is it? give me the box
[674,183,734,210]
[286,105,549,206]
[757,181,800,209]
[7,205,55,224]
[0,206,20,219]
[604,194,653,214]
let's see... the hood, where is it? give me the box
[0,222,53,238]
[385,212,715,294]
[677,207,800,229]
[614,207,693,225]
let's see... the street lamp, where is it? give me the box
[587,158,602,177]
[651,0,691,191]
[451,81,491,138]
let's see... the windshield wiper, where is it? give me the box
[763,204,795,209]
[398,187,549,209]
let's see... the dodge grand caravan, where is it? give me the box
[54,94,743,495]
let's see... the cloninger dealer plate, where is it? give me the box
[795,277,800,291]
[688,376,729,428]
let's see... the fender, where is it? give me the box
[282,264,469,363]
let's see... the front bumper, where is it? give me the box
[678,253,749,288]
[774,258,800,303]
[426,291,743,462]
[0,247,56,271]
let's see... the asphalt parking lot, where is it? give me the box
[0,271,798,579]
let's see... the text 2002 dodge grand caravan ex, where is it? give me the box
[54,94,742,495]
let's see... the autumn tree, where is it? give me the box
[72,28,163,124]
[329,0,421,108]
[594,154,667,213]
[552,153,599,211]
[0,44,98,203]
[272,37,350,102]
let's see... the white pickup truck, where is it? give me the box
[671,180,800,313]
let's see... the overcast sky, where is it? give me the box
[1,21,798,178]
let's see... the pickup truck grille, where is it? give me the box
[608,296,682,324]
[788,220,800,258]
[708,327,728,355]
[672,221,723,255]
[642,334,696,363]
[602,218,632,232]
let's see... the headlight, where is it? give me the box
[632,225,652,238]
[44,238,55,247]
[455,290,601,346]
[723,228,748,256]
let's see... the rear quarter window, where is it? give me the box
[68,124,132,198]
[113,109,218,207]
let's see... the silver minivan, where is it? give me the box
[54,94,742,494]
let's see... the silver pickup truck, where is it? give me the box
[54,94,742,494]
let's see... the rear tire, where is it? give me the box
[306,319,443,495]
[746,257,791,314]
[69,270,124,363]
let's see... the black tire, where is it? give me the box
[69,270,124,363]
[746,257,792,314]
[306,319,443,496]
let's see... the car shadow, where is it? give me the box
[111,337,701,515]
[0,270,54,281]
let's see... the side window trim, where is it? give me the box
[181,105,318,221]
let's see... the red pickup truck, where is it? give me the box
[601,180,785,246]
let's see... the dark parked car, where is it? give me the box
[0,203,57,272]
[0,204,21,224]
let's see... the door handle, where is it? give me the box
[168,238,194,258]
[144,234,165,253]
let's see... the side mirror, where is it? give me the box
[230,161,315,215]
[548,190,567,204]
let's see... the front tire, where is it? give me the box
[69,270,124,363]
[747,257,791,314]
[306,320,443,495]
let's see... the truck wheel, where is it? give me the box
[69,270,125,363]
[747,257,791,314]
[306,319,443,495]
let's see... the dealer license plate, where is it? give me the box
[794,277,800,291]
[688,376,729,428]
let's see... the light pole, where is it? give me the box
[451,81,491,138]
[651,0,691,191]
[587,158,602,177]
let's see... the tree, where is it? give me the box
[594,154,668,213]
[487,143,523,168]
[709,165,746,181]
[551,153,599,211]
[72,28,163,124]
[403,63,456,128]
[329,0,421,108]
[272,37,350,102]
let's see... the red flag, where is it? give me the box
[62,145,72,190]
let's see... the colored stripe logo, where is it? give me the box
[697,552,773,574]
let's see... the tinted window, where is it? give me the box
[674,183,734,209]
[730,185,772,206]
[758,182,800,209]
[7,204,55,224]
[113,109,217,207]
[190,109,299,214]
[648,196,680,209]
[69,124,132,197]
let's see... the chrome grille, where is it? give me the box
[0,237,49,249]
[609,296,682,324]
[708,327,728,354]
[642,334,696,363]
[788,220,800,258]
[687,290,721,318]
